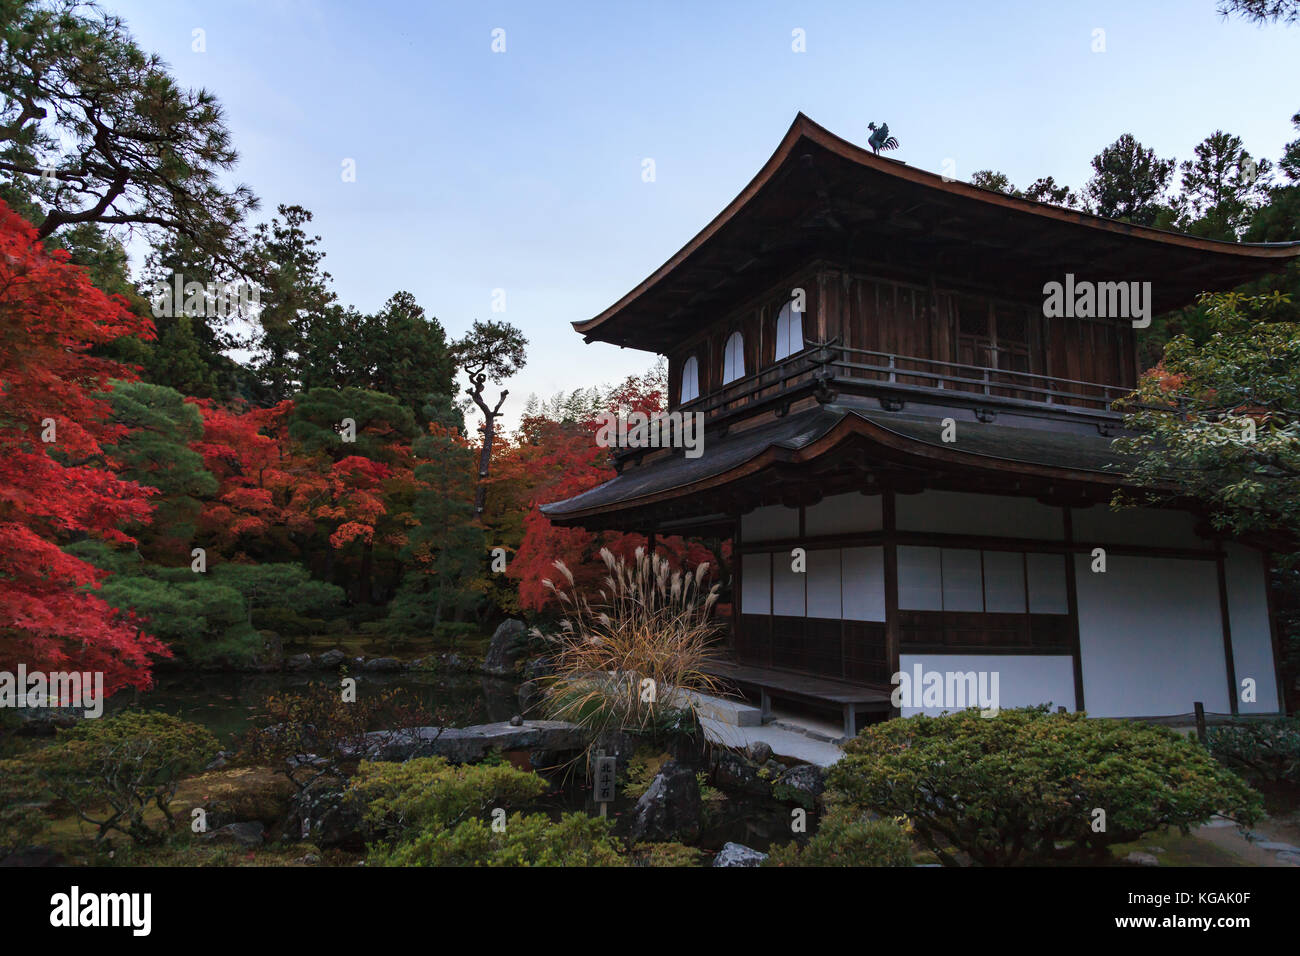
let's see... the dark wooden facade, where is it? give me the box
[666,262,1138,415]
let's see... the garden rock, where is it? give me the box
[316,649,346,670]
[711,749,769,796]
[713,842,768,867]
[363,657,402,672]
[746,741,773,764]
[286,785,365,850]
[201,821,265,847]
[772,764,826,808]
[628,760,701,843]
[483,619,529,676]
[285,653,312,671]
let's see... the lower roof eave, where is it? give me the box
[540,409,1151,531]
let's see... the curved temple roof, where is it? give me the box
[576,113,1300,353]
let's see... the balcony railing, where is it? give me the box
[677,340,1135,427]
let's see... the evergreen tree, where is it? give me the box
[1176,130,1272,240]
[248,205,336,401]
[390,395,485,631]
[100,381,218,563]
[1084,134,1176,225]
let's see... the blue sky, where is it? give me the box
[109,0,1299,426]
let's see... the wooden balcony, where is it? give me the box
[673,340,1136,434]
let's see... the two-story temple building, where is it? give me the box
[541,114,1298,733]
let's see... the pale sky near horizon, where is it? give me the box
[107,0,1300,429]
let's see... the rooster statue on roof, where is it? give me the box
[867,122,899,155]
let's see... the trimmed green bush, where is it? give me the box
[829,706,1262,866]
[766,808,913,867]
[347,756,546,839]
[371,811,624,867]
[1207,717,1300,785]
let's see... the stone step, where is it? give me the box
[684,690,762,727]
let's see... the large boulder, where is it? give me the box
[176,766,298,829]
[710,748,770,796]
[628,760,701,843]
[483,619,529,676]
[772,764,826,808]
[316,649,347,670]
[286,784,365,850]
[284,653,312,672]
[201,821,265,848]
[713,842,768,867]
[363,657,402,673]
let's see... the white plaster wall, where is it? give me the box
[1026,552,1069,614]
[983,550,1026,613]
[842,546,886,622]
[941,548,983,612]
[897,545,943,610]
[806,549,841,618]
[895,490,1064,539]
[897,653,1076,717]
[1070,505,1204,549]
[741,504,798,542]
[740,552,770,615]
[805,492,883,536]
[1075,554,1230,717]
[772,551,805,615]
[1224,543,1281,713]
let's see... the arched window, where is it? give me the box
[680,354,700,404]
[774,300,804,361]
[722,331,745,384]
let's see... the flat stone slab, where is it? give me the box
[360,720,589,763]
[684,690,762,728]
[699,716,844,767]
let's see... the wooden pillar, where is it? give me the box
[1063,508,1086,713]
[1264,554,1289,714]
[883,488,901,716]
[733,516,742,656]
[1215,546,1240,716]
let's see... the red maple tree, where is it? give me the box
[0,201,169,692]
[507,373,726,612]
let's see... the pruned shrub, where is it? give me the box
[347,756,546,840]
[1206,717,1300,785]
[28,712,219,845]
[766,807,913,867]
[371,811,625,867]
[828,706,1262,866]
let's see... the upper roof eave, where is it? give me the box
[573,112,1300,347]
